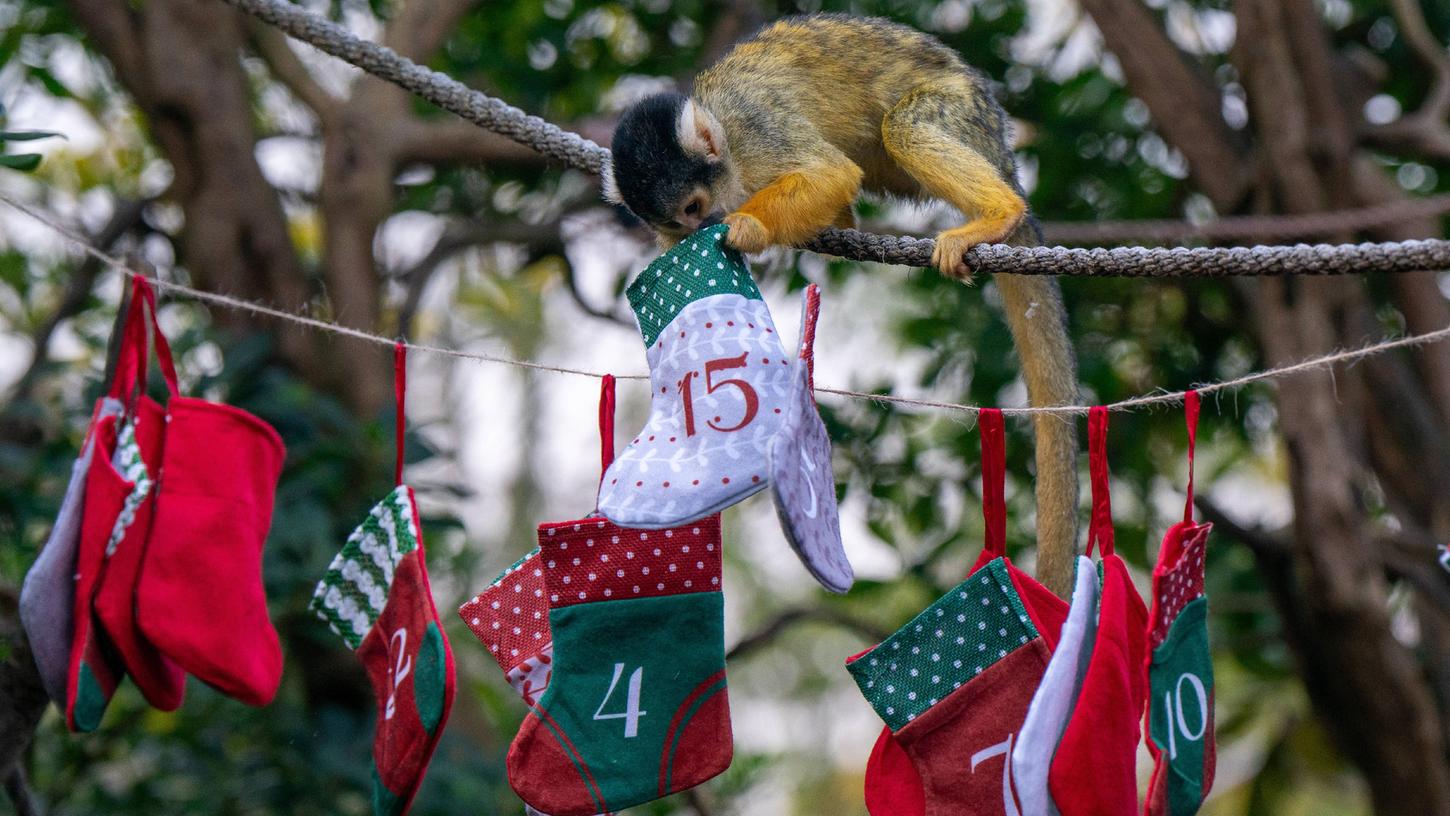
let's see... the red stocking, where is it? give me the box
[1048,407,1149,816]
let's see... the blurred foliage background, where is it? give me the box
[2,0,1449,813]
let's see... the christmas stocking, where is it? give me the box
[598,223,792,528]
[62,291,162,731]
[107,277,286,707]
[461,552,612,816]
[65,413,132,731]
[92,300,186,711]
[311,347,456,816]
[1144,391,1215,816]
[463,377,631,816]
[461,375,627,707]
[855,408,1068,816]
[1011,556,1099,816]
[21,395,122,706]
[460,549,555,706]
[93,395,186,712]
[767,283,852,593]
[1048,407,1149,816]
[506,515,731,816]
[847,557,1048,815]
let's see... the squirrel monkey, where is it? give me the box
[604,15,1081,592]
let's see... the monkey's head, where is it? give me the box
[604,92,734,243]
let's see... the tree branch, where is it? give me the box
[393,119,552,168]
[1193,495,1290,556]
[12,197,149,402]
[4,765,40,816]
[1391,0,1450,122]
[0,586,47,809]
[1362,1,1450,161]
[726,606,891,663]
[378,0,480,63]
[247,20,340,126]
[1077,0,1250,209]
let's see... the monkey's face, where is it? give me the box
[605,92,732,241]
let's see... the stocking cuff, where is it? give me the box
[459,547,551,671]
[848,559,1038,730]
[311,485,420,649]
[626,224,763,348]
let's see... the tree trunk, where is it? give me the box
[1079,0,1450,808]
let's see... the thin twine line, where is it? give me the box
[6,192,1450,417]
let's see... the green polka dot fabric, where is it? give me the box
[847,558,1039,731]
[625,224,763,349]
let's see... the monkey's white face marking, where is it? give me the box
[677,99,727,161]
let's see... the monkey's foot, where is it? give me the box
[723,212,772,253]
[931,221,1016,283]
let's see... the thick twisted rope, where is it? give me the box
[219,0,1450,277]
[8,192,1450,417]
[1041,193,1450,245]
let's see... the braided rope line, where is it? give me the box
[1041,193,1450,245]
[220,0,1450,277]
[8,192,1450,417]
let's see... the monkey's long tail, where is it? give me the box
[995,215,1080,598]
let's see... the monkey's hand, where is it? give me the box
[723,212,773,253]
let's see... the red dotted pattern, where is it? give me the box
[459,551,552,671]
[538,514,722,608]
[1150,523,1209,648]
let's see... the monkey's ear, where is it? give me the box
[600,156,625,205]
[677,98,726,162]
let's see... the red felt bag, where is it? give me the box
[65,288,166,731]
[92,285,186,711]
[1048,407,1149,816]
[66,413,130,732]
[124,277,287,706]
[855,409,1068,816]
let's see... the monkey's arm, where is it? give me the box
[723,141,864,253]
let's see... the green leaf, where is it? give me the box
[0,153,43,171]
[0,130,63,142]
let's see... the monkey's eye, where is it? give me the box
[684,200,701,216]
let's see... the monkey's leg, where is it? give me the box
[882,84,1026,280]
[885,85,1080,597]
[832,206,857,230]
[725,154,863,253]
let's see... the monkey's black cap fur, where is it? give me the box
[610,92,722,225]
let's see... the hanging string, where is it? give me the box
[217,0,1450,277]
[1085,407,1115,558]
[1182,390,1200,524]
[394,341,407,486]
[598,373,616,481]
[7,192,1450,418]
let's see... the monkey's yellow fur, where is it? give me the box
[697,16,1081,592]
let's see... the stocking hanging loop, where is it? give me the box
[800,284,821,391]
[599,374,616,481]
[112,276,181,406]
[394,342,406,486]
[979,408,1007,558]
[1183,390,1200,524]
[1086,406,1114,558]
